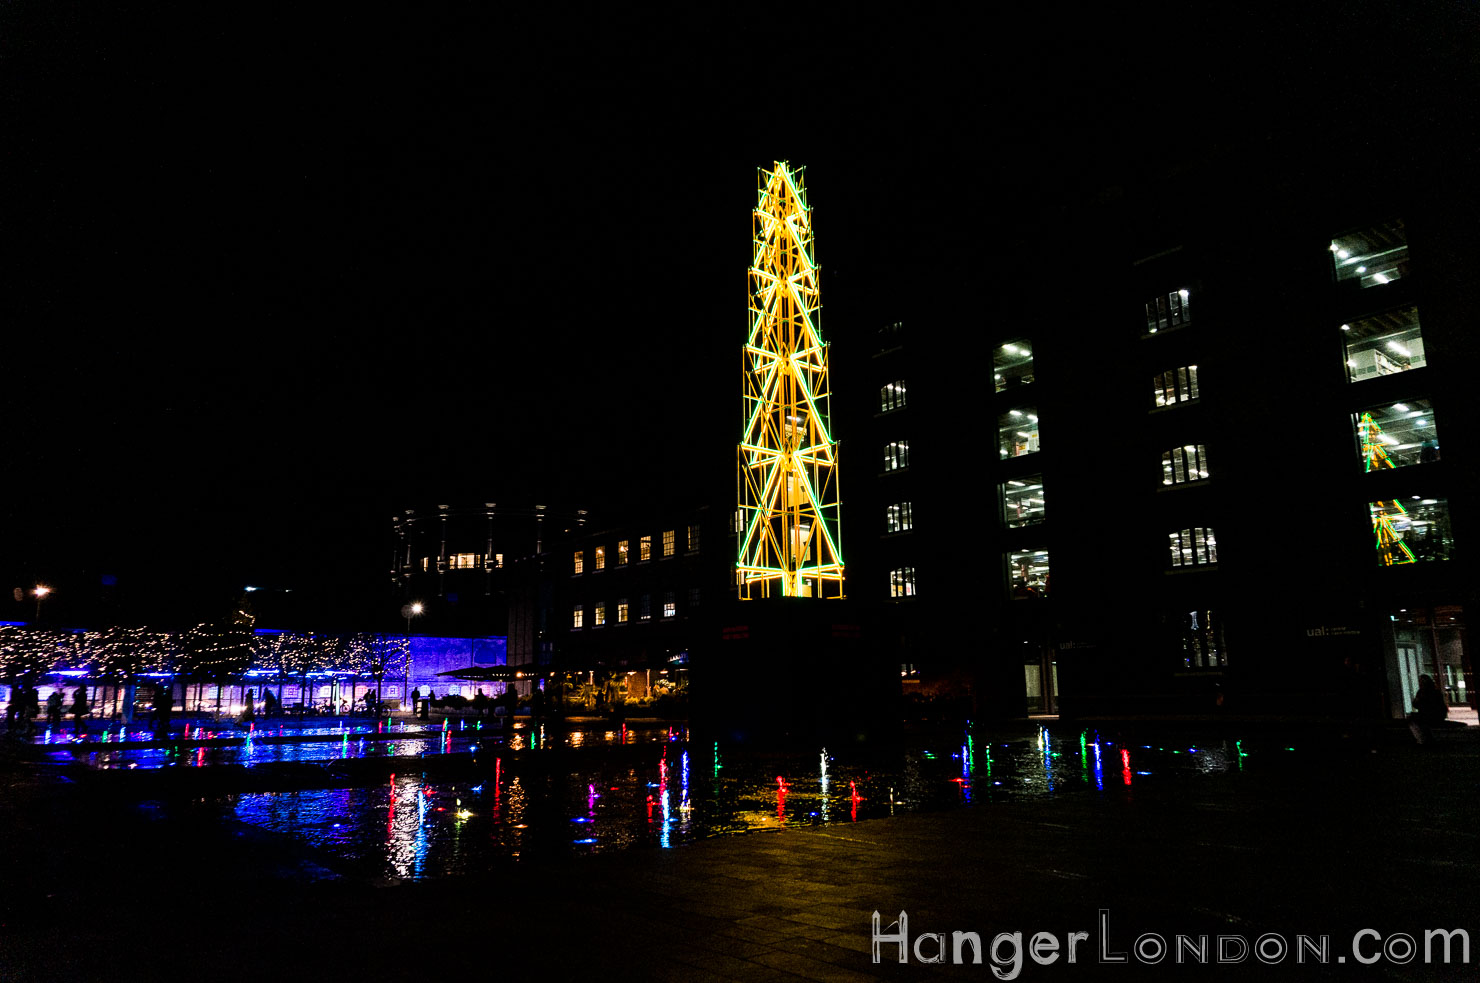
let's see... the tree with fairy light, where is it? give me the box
[251,631,317,715]
[361,634,408,718]
[79,626,172,721]
[0,626,64,722]
[178,606,253,717]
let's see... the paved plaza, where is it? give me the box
[0,724,1475,981]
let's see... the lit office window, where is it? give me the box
[889,567,917,598]
[1179,609,1227,669]
[688,524,701,551]
[662,529,675,556]
[1144,288,1192,336]
[617,540,629,566]
[1162,445,1210,485]
[1003,475,1046,527]
[1343,306,1425,382]
[571,605,583,629]
[617,600,629,623]
[492,553,503,569]
[663,592,676,618]
[1168,527,1218,568]
[420,557,429,572]
[880,380,908,412]
[884,440,911,471]
[1332,220,1408,288]
[640,594,651,620]
[449,553,478,569]
[998,408,1040,459]
[639,535,651,561]
[1355,400,1439,471]
[994,341,1034,392]
[1008,550,1049,597]
[1371,498,1453,565]
[886,501,914,533]
[1153,366,1200,407]
[594,602,606,627]
[573,551,584,575]
[594,546,605,571]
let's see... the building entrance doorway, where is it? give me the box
[1388,605,1472,724]
[1025,649,1058,716]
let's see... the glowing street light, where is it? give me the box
[399,601,424,714]
[33,585,50,622]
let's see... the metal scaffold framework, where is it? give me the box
[737,161,845,600]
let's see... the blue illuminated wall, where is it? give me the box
[407,635,507,699]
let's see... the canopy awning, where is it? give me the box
[435,663,685,681]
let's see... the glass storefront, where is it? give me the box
[1387,605,1470,720]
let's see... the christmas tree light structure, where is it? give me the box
[736,161,844,599]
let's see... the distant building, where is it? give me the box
[884,142,1476,721]
[550,505,726,703]
[389,504,585,668]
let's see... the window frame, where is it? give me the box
[1152,365,1200,408]
[879,379,908,413]
[883,440,911,472]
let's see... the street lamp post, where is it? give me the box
[33,585,50,623]
[400,602,423,715]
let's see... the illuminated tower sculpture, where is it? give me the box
[1359,412,1417,565]
[737,161,845,599]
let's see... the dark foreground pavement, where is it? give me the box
[0,730,1476,982]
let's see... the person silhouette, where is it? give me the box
[70,687,89,736]
[1409,673,1448,746]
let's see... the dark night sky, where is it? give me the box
[2,2,1474,625]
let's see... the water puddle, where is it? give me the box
[155,726,1251,880]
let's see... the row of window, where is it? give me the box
[998,403,1433,500]
[983,222,1424,608]
[571,590,697,628]
[1138,220,1408,342]
[1143,227,1420,390]
[1143,310,1427,401]
[415,553,504,572]
[573,526,700,574]
[1171,499,1452,569]
[1001,495,1454,588]
[976,223,1414,651]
